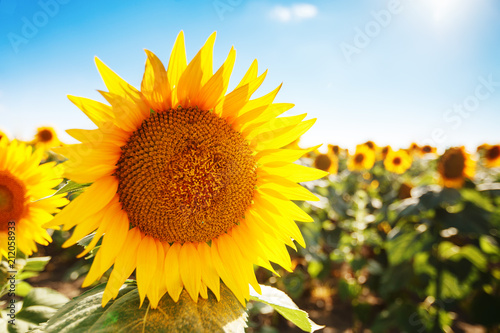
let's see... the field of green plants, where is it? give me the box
[1,127,500,333]
[248,142,500,332]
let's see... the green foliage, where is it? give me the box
[0,257,51,298]
[249,285,323,332]
[0,288,69,333]
[40,281,247,333]
[52,180,92,196]
[283,151,500,332]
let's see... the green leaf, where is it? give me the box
[440,201,491,235]
[386,227,435,265]
[15,281,33,297]
[479,235,500,256]
[53,181,91,196]
[0,288,69,333]
[43,281,247,333]
[23,257,51,273]
[457,245,488,272]
[76,233,97,247]
[249,285,324,332]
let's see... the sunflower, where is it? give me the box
[313,153,338,175]
[348,144,375,171]
[45,31,326,309]
[419,145,437,156]
[438,147,475,188]
[0,138,68,257]
[484,144,500,168]
[328,144,340,155]
[363,140,377,151]
[476,143,488,153]
[379,145,391,160]
[408,142,420,155]
[384,149,412,174]
[31,126,62,151]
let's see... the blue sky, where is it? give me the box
[0,0,499,151]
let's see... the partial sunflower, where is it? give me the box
[328,144,340,155]
[408,142,420,155]
[46,31,326,309]
[477,143,488,153]
[0,139,68,257]
[438,147,475,188]
[484,144,500,168]
[419,145,437,156]
[0,130,8,142]
[378,145,391,161]
[348,144,375,171]
[31,126,62,151]
[363,140,377,151]
[313,153,338,175]
[384,149,412,174]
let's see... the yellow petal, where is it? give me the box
[165,243,183,302]
[235,59,258,89]
[44,176,118,229]
[176,33,216,107]
[136,235,158,307]
[253,118,316,151]
[167,31,187,90]
[197,242,220,301]
[146,242,166,309]
[102,228,142,307]
[179,243,201,302]
[195,47,236,110]
[67,95,114,126]
[259,163,328,183]
[141,49,171,111]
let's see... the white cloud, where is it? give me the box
[270,3,318,22]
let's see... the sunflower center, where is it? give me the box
[422,145,432,153]
[114,108,257,243]
[365,141,374,150]
[443,151,465,179]
[486,146,500,160]
[354,153,365,164]
[38,129,53,142]
[393,157,402,165]
[0,172,26,229]
[314,154,331,172]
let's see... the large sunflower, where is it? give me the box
[384,149,412,174]
[0,138,68,257]
[437,147,475,188]
[348,144,375,171]
[46,32,326,309]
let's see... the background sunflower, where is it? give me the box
[0,139,68,257]
[347,144,375,171]
[438,146,475,188]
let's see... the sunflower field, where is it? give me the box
[1,32,500,333]
[248,142,500,332]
